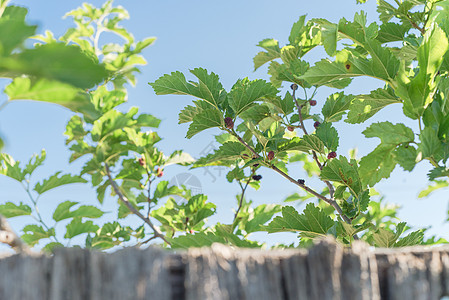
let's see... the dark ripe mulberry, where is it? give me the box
[297,179,305,185]
[252,174,262,181]
[138,157,145,166]
[287,126,294,132]
[345,64,351,70]
[253,163,260,168]
[327,151,337,159]
[224,117,234,129]
[290,83,298,91]
[313,121,320,128]
[267,151,275,160]
[309,100,317,106]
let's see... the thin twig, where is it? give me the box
[230,131,352,226]
[104,163,171,245]
[292,88,335,198]
[233,177,252,222]
[0,214,32,254]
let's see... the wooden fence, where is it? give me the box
[1,236,449,300]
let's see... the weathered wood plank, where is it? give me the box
[1,238,449,299]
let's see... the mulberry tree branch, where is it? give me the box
[104,163,171,246]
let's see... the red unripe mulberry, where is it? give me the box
[309,100,317,106]
[267,151,275,160]
[327,151,337,159]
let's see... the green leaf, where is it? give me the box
[0,153,25,182]
[346,88,401,124]
[228,79,278,115]
[186,108,223,138]
[5,77,100,121]
[3,43,108,89]
[265,204,334,237]
[363,121,415,145]
[372,222,406,248]
[253,38,281,71]
[359,145,397,187]
[395,145,418,172]
[21,225,55,246]
[64,218,99,239]
[34,172,87,195]
[321,92,353,122]
[195,141,246,165]
[417,127,443,160]
[168,232,227,249]
[299,58,353,89]
[315,122,339,151]
[396,24,449,119]
[0,202,32,218]
[313,18,338,56]
[321,156,363,196]
[244,204,281,233]
[42,242,64,253]
[298,135,326,154]
[427,166,449,180]
[418,180,449,198]
[150,68,226,108]
[377,22,411,43]
[53,200,104,222]
[394,230,424,247]
[0,6,36,56]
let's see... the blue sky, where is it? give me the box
[1,0,448,248]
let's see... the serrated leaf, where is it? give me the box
[21,225,55,246]
[315,122,339,151]
[168,232,227,249]
[346,88,401,123]
[394,230,424,247]
[244,204,281,233]
[359,145,397,187]
[42,242,64,253]
[321,92,353,122]
[363,121,415,145]
[377,22,411,43]
[53,200,104,222]
[24,149,46,176]
[321,156,363,196]
[228,79,278,115]
[64,218,99,239]
[265,204,334,237]
[313,18,338,56]
[372,222,406,247]
[427,166,449,180]
[395,145,418,171]
[417,127,443,160]
[150,68,226,108]
[186,108,223,139]
[0,202,31,218]
[253,38,281,71]
[396,24,449,119]
[34,172,87,195]
[0,153,25,182]
[299,58,353,89]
